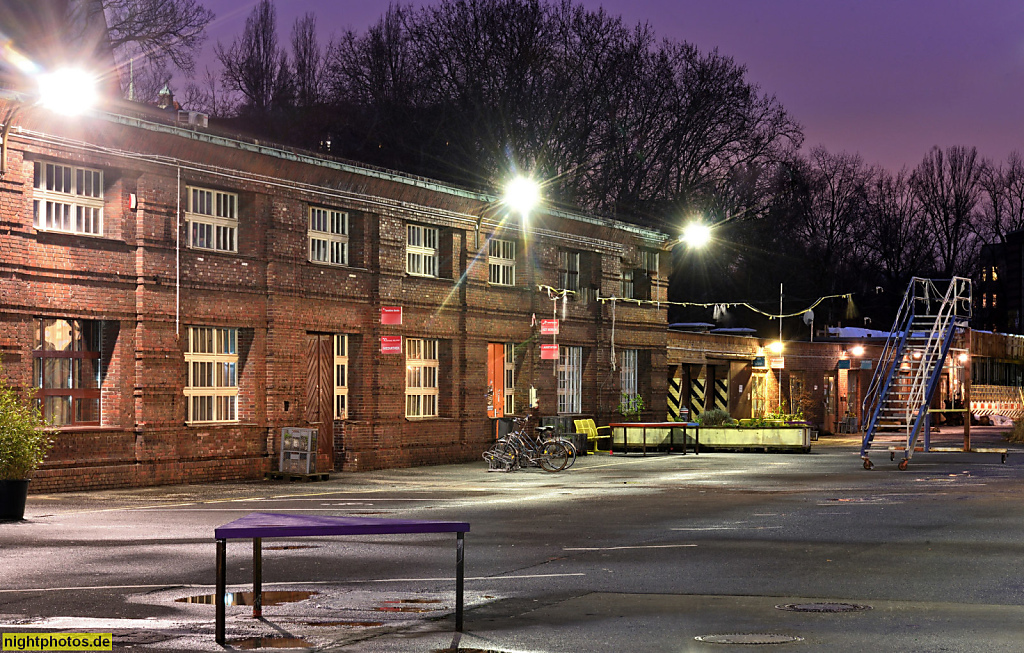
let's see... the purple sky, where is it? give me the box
[199,0,1024,172]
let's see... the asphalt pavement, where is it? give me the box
[2,427,1024,652]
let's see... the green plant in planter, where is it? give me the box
[0,367,53,480]
[697,408,734,426]
[617,393,645,421]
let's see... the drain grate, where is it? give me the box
[776,602,872,613]
[695,633,804,645]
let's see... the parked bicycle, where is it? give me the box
[483,417,575,472]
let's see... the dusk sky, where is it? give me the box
[199,0,1024,173]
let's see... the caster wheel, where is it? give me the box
[890,452,895,461]
[863,459,874,470]
[1002,454,1007,464]
[898,459,909,471]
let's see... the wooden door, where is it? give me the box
[305,334,334,472]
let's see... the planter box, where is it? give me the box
[698,426,811,452]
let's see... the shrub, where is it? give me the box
[0,367,53,480]
[618,393,645,421]
[698,408,732,426]
[1005,420,1024,444]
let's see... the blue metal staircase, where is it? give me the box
[859,277,972,469]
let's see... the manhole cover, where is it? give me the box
[695,633,804,644]
[776,602,872,613]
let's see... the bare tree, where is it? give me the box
[864,168,932,286]
[911,146,983,277]
[97,0,214,76]
[978,151,1024,247]
[291,13,324,108]
[215,0,283,114]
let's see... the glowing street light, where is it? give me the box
[682,221,712,248]
[504,176,541,220]
[2,67,99,175]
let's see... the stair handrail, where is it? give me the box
[860,278,919,432]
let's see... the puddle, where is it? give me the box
[230,636,311,649]
[432,649,507,653]
[264,545,321,551]
[375,599,443,613]
[176,591,318,606]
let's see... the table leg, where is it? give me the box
[215,538,226,645]
[253,538,262,618]
[456,532,465,632]
[695,426,699,455]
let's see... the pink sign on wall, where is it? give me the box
[541,344,559,360]
[381,306,403,325]
[540,319,559,335]
[380,335,403,354]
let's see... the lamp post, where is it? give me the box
[503,175,543,405]
[1,67,98,176]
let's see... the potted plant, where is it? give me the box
[0,366,53,521]
[617,392,645,422]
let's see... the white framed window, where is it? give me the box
[334,334,348,419]
[640,249,659,278]
[620,349,638,397]
[488,238,516,285]
[406,338,439,417]
[504,342,515,415]
[559,250,580,292]
[407,224,438,277]
[186,186,238,252]
[184,327,238,423]
[32,161,103,235]
[309,207,349,266]
[620,265,634,298]
[557,345,582,414]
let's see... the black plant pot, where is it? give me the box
[0,479,30,521]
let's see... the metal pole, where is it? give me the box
[252,538,262,618]
[215,539,226,645]
[456,532,465,632]
[778,283,783,408]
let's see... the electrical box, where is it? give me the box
[280,427,317,474]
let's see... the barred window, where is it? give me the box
[184,327,238,423]
[405,338,439,417]
[186,186,237,252]
[334,334,348,419]
[309,207,349,266]
[504,343,516,415]
[32,318,102,426]
[488,238,516,286]
[620,349,638,397]
[32,162,103,235]
[407,224,438,277]
[557,345,582,414]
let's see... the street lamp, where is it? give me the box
[504,176,541,225]
[681,221,712,248]
[1,67,98,175]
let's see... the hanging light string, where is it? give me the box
[590,291,853,320]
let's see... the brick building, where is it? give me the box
[0,99,672,491]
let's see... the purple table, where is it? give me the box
[214,512,470,644]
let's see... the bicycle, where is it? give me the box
[483,417,575,472]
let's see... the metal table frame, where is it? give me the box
[213,512,470,644]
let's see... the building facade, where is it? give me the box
[0,101,671,491]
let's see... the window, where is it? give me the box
[334,334,348,419]
[620,266,634,298]
[32,162,103,235]
[488,238,516,285]
[620,349,638,398]
[186,186,237,252]
[32,318,102,426]
[309,207,348,266]
[557,345,582,414]
[406,338,438,417]
[407,224,438,277]
[639,249,659,278]
[184,327,238,423]
[559,251,580,292]
[504,342,516,415]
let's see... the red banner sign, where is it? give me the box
[541,344,559,360]
[381,306,402,325]
[541,319,559,335]
[380,335,403,354]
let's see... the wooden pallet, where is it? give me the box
[266,471,331,482]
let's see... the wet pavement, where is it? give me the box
[1,427,1023,652]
